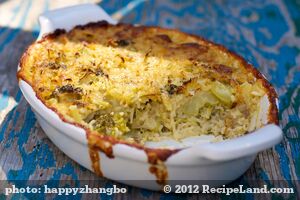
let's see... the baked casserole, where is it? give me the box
[18,21,278,145]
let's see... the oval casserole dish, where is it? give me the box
[17,4,282,190]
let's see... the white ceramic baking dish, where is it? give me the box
[18,4,283,191]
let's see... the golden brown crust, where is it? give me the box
[17,21,279,177]
[72,21,278,125]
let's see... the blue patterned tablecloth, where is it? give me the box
[0,0,299,199]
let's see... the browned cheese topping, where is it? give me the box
[18,21,278,144]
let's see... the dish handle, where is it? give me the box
[38,3,117,39]
[192,124,283,161]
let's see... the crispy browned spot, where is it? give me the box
[155,34,172,43]
[213,64,233,74]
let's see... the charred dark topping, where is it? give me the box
[164,42,208,60]
[73,101,85,107]
[145,99,153,105]
[74,20,109,30]
[116,39,131,47]
[118,55,125,63]
[144,48,152,60]
[51,84,83,98]
[43,29,66,40]
[161,126,170,132]
[197,64,234,83]
[180,42,202,48]
[85,33,93,38]
[179,42,208,53]
[108,39,132,47]
[80,68,108,81]
[166,84,179,95]
[42,62,66,69]
[43,62,57,69]
[58,84,82,93]
[156,34,172,43]
[213,64,233,74]
[81,68,94,74]
[95,68,108,77]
